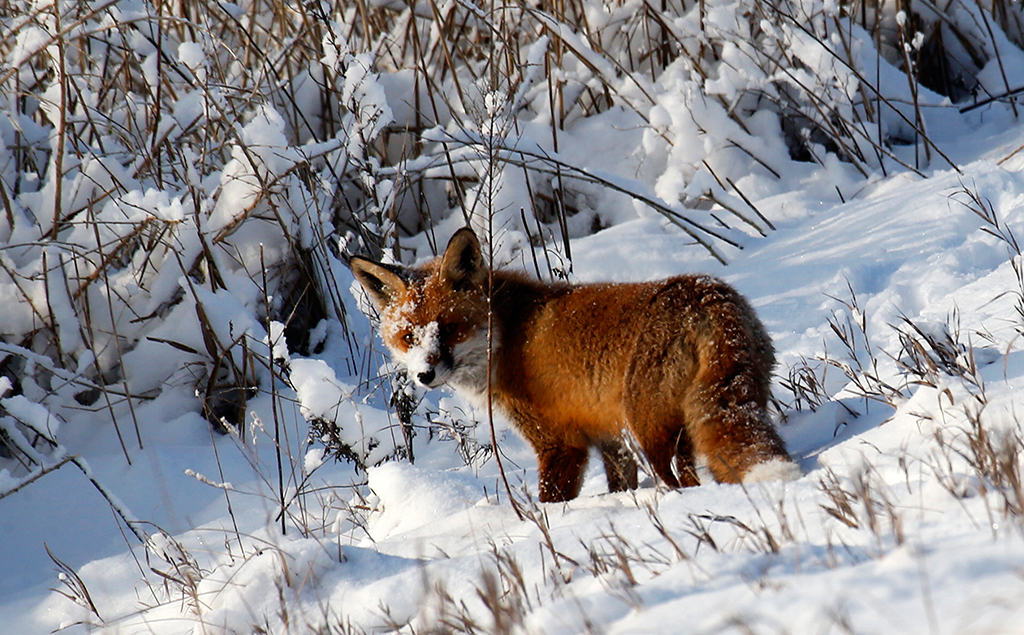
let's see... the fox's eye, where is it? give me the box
[440,322,459,338]
[402,333,416,346]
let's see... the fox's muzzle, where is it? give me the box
[411,346,454,388]
[417,368,436,385]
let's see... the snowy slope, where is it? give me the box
[5,123,1024,633]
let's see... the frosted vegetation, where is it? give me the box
[4,0,1024,632]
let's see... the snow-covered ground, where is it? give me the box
[5,124,1024,632]
[6,0,1024,632]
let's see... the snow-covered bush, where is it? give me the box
[0,0,409,472]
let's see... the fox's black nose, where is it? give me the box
[417,369,435,385]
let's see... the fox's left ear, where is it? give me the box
[440,228,485,291]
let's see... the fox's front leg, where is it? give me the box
[535,444,589,502]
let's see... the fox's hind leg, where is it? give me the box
[627,408,701,489]
[536,444,589,502]
[672,428,702,486]
[598,439,638,492]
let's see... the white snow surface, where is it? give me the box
[6,139,1024,632]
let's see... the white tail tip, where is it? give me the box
[743,458,802,484]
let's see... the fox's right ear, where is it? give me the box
[350,258,407,311]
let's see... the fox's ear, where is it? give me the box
[440,228,485,291]
[350,258,408,311]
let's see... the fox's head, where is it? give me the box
[350,228,492,395]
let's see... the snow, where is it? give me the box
[9,146,1024,632]
[6,0,1024,633]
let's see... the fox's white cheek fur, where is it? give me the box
[447,327,496,405]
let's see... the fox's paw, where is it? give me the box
[743,458,801,484]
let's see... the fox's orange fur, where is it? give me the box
[350,228,798,502]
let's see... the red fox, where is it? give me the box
[350,228,799,502]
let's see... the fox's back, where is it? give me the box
[489,275,652,432]
[487,272,773,443]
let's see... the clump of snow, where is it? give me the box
[2,394,63,439]
[366,461,487,539]
[289,358,354,421]
[177,41,206,82]
[303,447,326,474]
